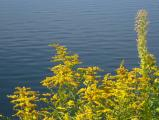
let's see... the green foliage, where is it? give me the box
[1,9,159,120]
[0,114,11,120]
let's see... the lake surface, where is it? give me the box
[0,0,159,115]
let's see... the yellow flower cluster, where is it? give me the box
[8,87,39,120]
[41,44,80,88]
[4,9,159,120]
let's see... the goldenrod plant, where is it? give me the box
[135,9,157,77]
[3,9,159,119]
[8,87,39,120]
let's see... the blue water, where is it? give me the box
[0,0,159,115]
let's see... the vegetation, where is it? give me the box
[1,9,159,120]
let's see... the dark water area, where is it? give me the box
[0,0,159,115]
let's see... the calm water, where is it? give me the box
[0,0,159,115]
